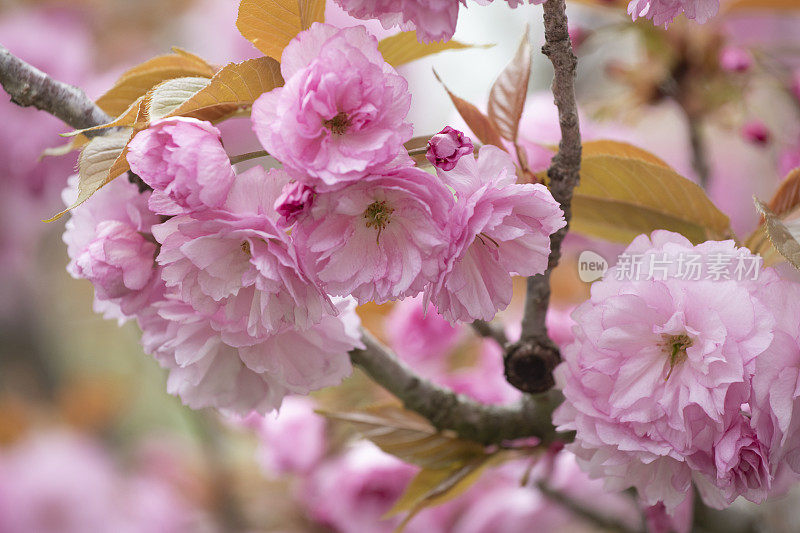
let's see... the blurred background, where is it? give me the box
[1,0,799,531]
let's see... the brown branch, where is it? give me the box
[0,44,111,135]
[507,0,582,394]
[350,329,564,445]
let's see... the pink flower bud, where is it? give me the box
[720,46,752,73]
[742,120,771,146]
[426,126,474,171]
[274,181,315,227]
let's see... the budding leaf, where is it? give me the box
[754,198,800,271]
[433,70,505,150]
[46,130,132,221]
[377,31,485,67]
[148,77,212,120]
[236,0,325,61]
[487,30,531,144]
[318,404,486,470]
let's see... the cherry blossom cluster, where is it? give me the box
[61,22,565,416]
[554,230,800,514]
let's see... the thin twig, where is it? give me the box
[687,113,710,188]
[229,150,270,165]
[537,482,644,533]
[471,320,509,347]
[0,44,111,135]
[508,0,582,394]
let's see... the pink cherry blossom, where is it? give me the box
[385,296,462,370]
[152,167,333,342]
[751,277,800,476]
[127,117,236,215]
[292,167,453,304]
[250,396,328,476]
[690,414,772,508]
[62,175,162,322]
[252,23,412,189]
[73,221,158,301]
[274,181,315,228]
[138,297,361,415]
[553,231,776,510]
[0,430,199,533]
[644,497,694,533]
[301,442,420,533]
[426,146,565,323]
[628,0,719,27]
[426,126,473,171]
[332,0,460,43]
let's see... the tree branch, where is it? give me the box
[350,329,564,445]
[507,0,582,394]
[0,44,111,135]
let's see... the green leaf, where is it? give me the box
[377,31,484,67]
[148,77,211,120]
[753,198,800,270]
[487,30,531,144]
[46,130,132,221]
[319,405,486,470]
[236,0,325,61]
[570,154,732,244]
[166,57,284,122]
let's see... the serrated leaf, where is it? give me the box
[581,139,671,169]
[95,50,216,117]
[754,198,800,270]
[745,169,800,266]
[488,31,531,143]
[570,155,732,244]
[166,57,284,122]
[434,70,504,149]
[46,130,132,221]
[319,405,486,470]
[236,0,325,60]
[377,31,483,67]
[148,77,211,120]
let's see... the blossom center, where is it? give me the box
[661,333,693,381]
[323,112,351,135]
[363,200,394,243]
[241,240,251,256]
